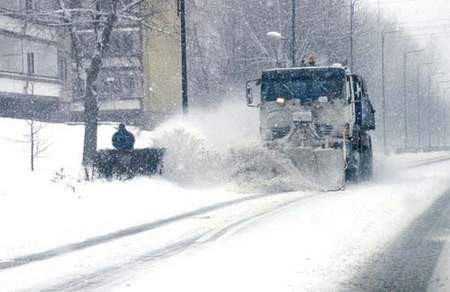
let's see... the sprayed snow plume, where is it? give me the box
[150,99,315,192]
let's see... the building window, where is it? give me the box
[58,56,67,81]
[25,0,33,12]
[98,70,142,100]
[24,40,58,77]
[27,52,35,75]
[108,31,141,56]
[0,35,23,73]
[0,0,22,11]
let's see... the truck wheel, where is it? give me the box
[360,137,373,181]
[346,150,361,183]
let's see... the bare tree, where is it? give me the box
[55,0,137,175]
[26,120,50,171]
[7,120,51,172]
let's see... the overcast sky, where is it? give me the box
[370,0,450,66]
[381,0,448,23]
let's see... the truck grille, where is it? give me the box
[314,124,333,137]
[272,127,291,139]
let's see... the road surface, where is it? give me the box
[1,155,450,291]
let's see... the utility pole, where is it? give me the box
[291,0,297,67]
[381,30,399,154]
[427,72,446,148]
[437,80,450,147]
[444,87,450,147]
[416,62,433,149]
[179,0,188,114]
[402,49,424,150]
[349,0,357,69]
[267,0,297,67]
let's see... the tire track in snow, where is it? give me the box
[409,155,450,168]
[0,191,320,271]
[343,189,450,291]
[39,193,320,292]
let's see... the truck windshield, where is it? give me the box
[261,68,346,103]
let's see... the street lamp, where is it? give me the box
[267,31,287,40]
[403,49,424,149]
[381,30,400,154]
[427,72,447,147]
[266,0,297,67]
[267,31,287,67]
[179,0,188,114]
[443,87,450,147]
[416,62,433,148]
[437,81,450,146]
[291,0,297,67]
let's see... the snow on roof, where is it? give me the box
[263,65,349,73]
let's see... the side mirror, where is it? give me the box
[246,86,253,104]
[246,79,261,107]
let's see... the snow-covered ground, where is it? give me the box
[1,114,450,291]
[0,117,247,259]
[105,151,450,292]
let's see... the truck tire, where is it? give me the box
[346,134,373,183]
[346,148,361,183]
[360,135,373,181]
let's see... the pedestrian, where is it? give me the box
[112,123,135,151]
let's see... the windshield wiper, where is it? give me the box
[282,83,295,98]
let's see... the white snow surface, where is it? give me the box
[111,154,450,292]
[0,117,246,259]
[1,107,450,291]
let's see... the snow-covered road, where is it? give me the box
[1,153,450,291]
[344,189,450,291]
[2,118,450,291]
[0,190,324,291]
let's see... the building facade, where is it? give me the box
[0,0,70,121]
[0,0,182,128]
[70,0,183,128]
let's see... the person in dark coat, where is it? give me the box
[112,123,135,151]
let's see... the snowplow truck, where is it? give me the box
[245,64,376,191]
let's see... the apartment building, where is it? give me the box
[0,0,182,127]
[0,0,70,121]
[70,0,183,127]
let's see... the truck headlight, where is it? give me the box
[276,97,286,106]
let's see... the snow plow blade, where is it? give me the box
[277,147,345,191]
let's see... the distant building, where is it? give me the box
[0,0,183,128]
[0,0,70,121]
[70,0,183,128]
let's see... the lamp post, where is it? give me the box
[267,32,287,67]
[438,81,450,146]
[179,0,188,114]
[416,62,433,148]
[427,72,447,147]
[381,30,400,154]
[267,0,298,67]
[403,49,424,149]
[291,0,296,67]
[444,87,450,147]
